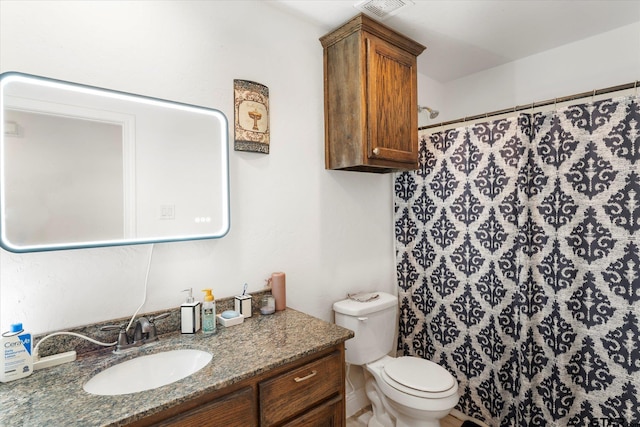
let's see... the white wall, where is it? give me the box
[440,21,640,122]
[0,1,396,335]
[417,73,445,127]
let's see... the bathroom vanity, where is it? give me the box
[0,309,353,427]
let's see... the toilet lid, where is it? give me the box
[383,357,455,393]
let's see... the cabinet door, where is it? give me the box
[155,386,256,427]
[281,396,343,427]
[366,33,418,166]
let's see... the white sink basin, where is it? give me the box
[83,349,212,395]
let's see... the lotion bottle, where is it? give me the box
[201,289,216,334]
[1,323,33,383]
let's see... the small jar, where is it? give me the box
[260,295,275,315]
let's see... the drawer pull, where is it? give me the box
[294,370,318,383]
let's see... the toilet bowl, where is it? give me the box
[366,356,459,427]
[334,292,458,427]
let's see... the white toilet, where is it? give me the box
[334,292,459,427]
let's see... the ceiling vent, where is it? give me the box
[354,0,414,21]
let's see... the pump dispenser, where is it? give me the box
[181,288,201,334]
[201,289,216,333]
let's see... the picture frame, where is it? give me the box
[234,79,270,154]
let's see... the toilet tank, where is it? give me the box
[333,292,398,365]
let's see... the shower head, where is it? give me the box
[418,105,439,119]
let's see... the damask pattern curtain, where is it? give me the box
[394,95,639,426]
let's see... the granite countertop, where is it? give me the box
[0,309,354,426]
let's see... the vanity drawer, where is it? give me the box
[153,386,256,427]
[259,351,342,426]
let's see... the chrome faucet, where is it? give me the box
[133,317,151,342]
[102,312,170,353]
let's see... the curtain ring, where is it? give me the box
[592,89,596,103]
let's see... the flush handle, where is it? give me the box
[294,370,318,382]
[357,317,368,321]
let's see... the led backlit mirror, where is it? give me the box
[0,72,230,252]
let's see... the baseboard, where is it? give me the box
[346,387,369,418]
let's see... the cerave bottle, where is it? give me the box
[1,323,33,383]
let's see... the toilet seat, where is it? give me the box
[381,356,456,398]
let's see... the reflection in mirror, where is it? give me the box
[0,72,230,252]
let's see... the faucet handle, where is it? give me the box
[100,324,130,348]
[149,312,170,324]
[147,312,170,341]
[99,324,123,332]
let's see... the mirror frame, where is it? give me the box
[0,72,230,252]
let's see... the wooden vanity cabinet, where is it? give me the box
[129,344,345,427]
[320,14,426,173]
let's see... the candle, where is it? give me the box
[271,272,286,311]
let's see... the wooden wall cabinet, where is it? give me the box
[129,345,345,427]
[320,14,426,173]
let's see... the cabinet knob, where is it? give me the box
[373,147,380,155]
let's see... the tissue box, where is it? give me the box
[217,313,244,327]
[234,295,252,318]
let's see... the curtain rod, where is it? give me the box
[419,80,639,131]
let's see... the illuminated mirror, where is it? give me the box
[0,72,230,252]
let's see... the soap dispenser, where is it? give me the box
[181,288,201,334]
[201,289,216,334]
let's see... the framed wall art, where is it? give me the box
[234,79,270,154]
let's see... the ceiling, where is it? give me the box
[270,0,640,83]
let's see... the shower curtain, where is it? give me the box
[394,95,639,426]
